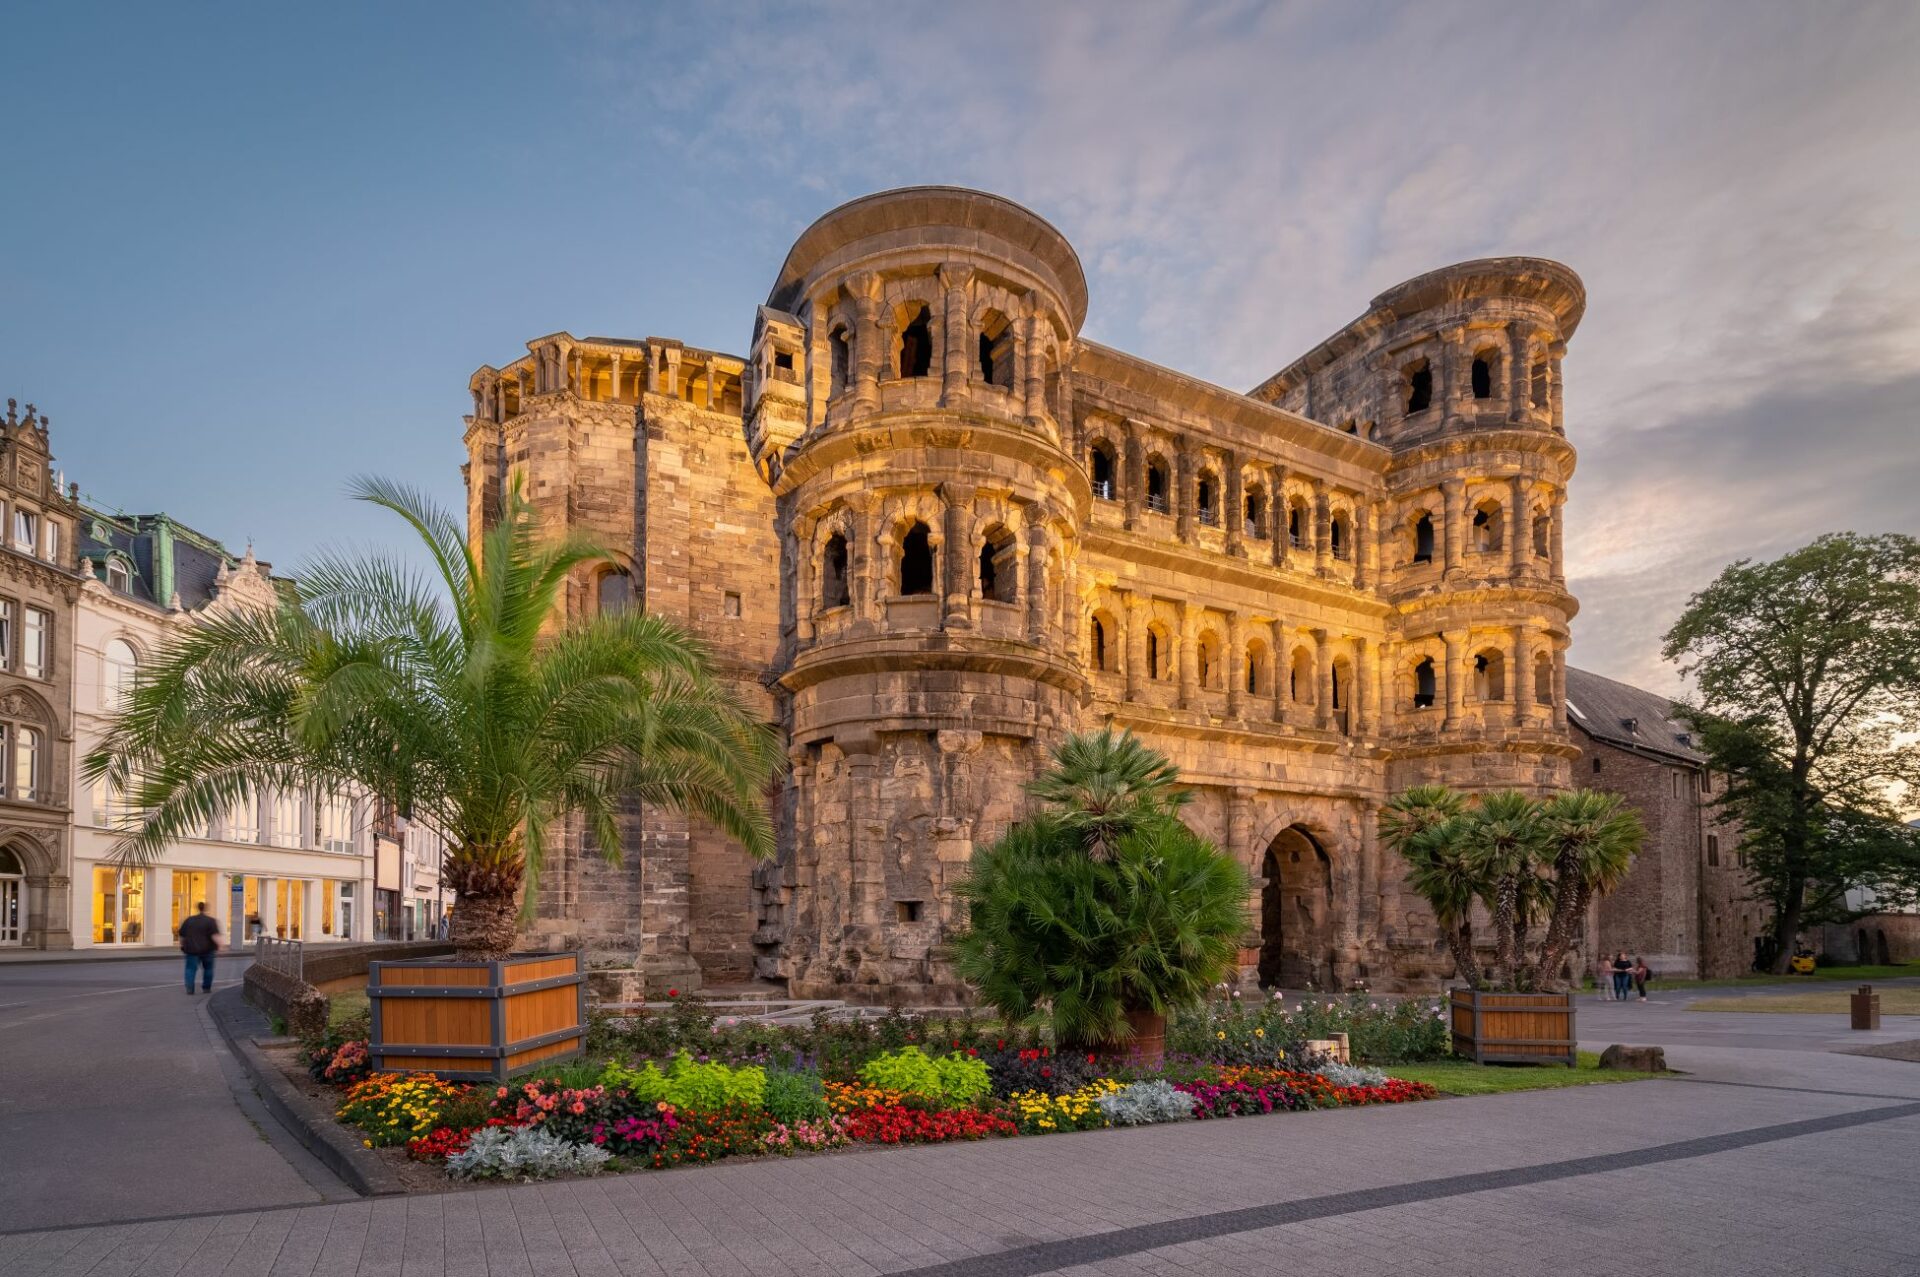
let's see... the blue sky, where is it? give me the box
[5,0,1918,691]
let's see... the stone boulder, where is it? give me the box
[1597,1044,1667,1072]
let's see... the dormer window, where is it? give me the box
[106,561,131,593]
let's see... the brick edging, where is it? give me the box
[206,986,403,1199]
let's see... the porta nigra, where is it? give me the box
[461,187,1582,998]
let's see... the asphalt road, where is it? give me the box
[0,955,352,1233]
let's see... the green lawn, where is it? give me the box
[328,990,370,1028]
[1635,961,1920,992]
[1388,1051,1662,1096]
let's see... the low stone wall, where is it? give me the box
[243,940,457,1037]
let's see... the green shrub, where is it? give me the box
[602,1052,766,1112]
[763,1069,829,1124]
[859,1046,991,1107]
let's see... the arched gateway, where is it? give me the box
[1258,825,1333,990]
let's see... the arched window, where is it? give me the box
[1472,502,1503,553]
[1330,512,1350,560]
[106,559,132,593]
[1534,653,1554,706]
[102,638,137,710]
[1244,485,1267,538]
[1471,354,1494,399]
[1197,631,1220,689]
[899,522,935,596]
[1331,658,1352,733]
[828,327,851,399]
[1412,512,1435,564]
[1289,648,1315,704]
[978,311,1015,386]
[12,726,41,801]
[978,525,1017,603]
[1246,638,1268,695]
[1413,657,1437,709]
[1196,474,1218,526]
[1406,360,1432,414]
[1146,459,1170,514]
[1474,650,1506,701]
[898,305,933,379]
[1146,624,1170,681]
[1090,616,1108,672]
[1533,509,1550,557]
[1288,499,1308,549]
[1530,361,1549,408]
[1089,443,1118,501]
[822,533,851,609]
[597,567,635,616]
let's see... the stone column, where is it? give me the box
[845,741,884,928]
[1123,420,1145,531]
[1177,599,1198,710]
[1025,520,1050,643]
[1548,340,1567,433]
[1271,465,1291,568]
[1175,438,1195,543]
[808,299,831,428]
[1550,492,1567,582]
[1353,637,1372,735]
[1512,625,1531,726]
[794,520,817,643]
[1023,311,1047,424]
[1313,484,1332,576]
[1354,502,1372,590]
[1552,642,1568,729]
[1313,628,1332,730]
[609,354,622,403]
[939,264,973,405]
[849,495,878,635]
[1359,800,1384,944]
[1438,326,1464,414]
[1508,323,1533,421]
[1226,610,1245,719]
[940,483,972,630]
[1224,452,1244,557]
[1443,630,1465,729]
[1509,476,1531,578]
[1272,625,1290,724]
[1441,478,1466,576]
[848,272,883,411]
[1123,591,1146,701]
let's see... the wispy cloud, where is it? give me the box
[571,0,1920,692]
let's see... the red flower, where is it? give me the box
[667,988,678,998]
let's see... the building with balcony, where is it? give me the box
[461,187,1583,996]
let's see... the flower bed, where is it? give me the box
[310,992,1443,1183]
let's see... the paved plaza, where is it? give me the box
[2,967,1916,1276]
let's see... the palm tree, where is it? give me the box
[1534,790,1644,982]
[953,732,1247,1055]
[1024,728,1189,859]
[1379,786,1479,987]
[85,476,783,961]
[1458,791,1550,985]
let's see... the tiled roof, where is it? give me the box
[1565,666,1705,764]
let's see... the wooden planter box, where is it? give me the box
[368,952,585,1082]
[1449,988,1576,1066]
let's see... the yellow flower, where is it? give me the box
[1255,1029,1265,1038]
[1217,1031,1227,1040]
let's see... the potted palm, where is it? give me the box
[1380,786,1642,1065]
[86,477,781,1078]
[952,730,1249,1066]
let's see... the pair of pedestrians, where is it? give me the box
[1608,950,1652,1001]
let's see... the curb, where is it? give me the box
[207,986,403,1198]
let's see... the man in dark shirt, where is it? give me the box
[178,902,221,994]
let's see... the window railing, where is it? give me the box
[1245,519,1265,538]
[1146,493,1169,515]
[1093,478,1115,501]
[1198,507,1218,527]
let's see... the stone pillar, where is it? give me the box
[794,521,817,643]
[1354,502,1372,590]
[855,498,884,636]
[1359,800,1384,945]
[1177,599,1198,710]
[1025,521,1049,643]
[1438,326,1465,414]
[1548,340,1567,433]
[1441,478,1466,576]
[1550,493,1567,582]
[1272,625,1289,724]
[609,354,622,403]
[1226,610,1245,719]
[1512,625,1531,726]
[1271,465,1291,568]
[1023,311,1047,424]
[937,487,968,630]
[940,264,973,405]
[1443,630,1465,729]
[1353,637,1372,736]
[849,272,882,411]
[844,741,884,928]
[1174,438,1195,543]
[1313,628,1332,730]
[1123,420,1145,531]
[808,299,831,429]
[1552,642,1568,729]
[1509,476,1531,578]
[1508,323,1533,421]
[1120,591,1145,700]
[1313,484,1332,576]
[1224,452,1244,557]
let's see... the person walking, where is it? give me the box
[179,901,221,995]
[1632,956,1653,1001]
[1610,951,1633,1001]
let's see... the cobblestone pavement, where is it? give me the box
[4,1007,1918,1277]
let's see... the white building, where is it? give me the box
[67,509,380,950]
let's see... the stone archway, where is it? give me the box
[1258,825,1334,990]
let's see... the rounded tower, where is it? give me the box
[746,188,1090,999]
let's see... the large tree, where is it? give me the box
[1664,532,1920,971]
[86,477,783,961]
